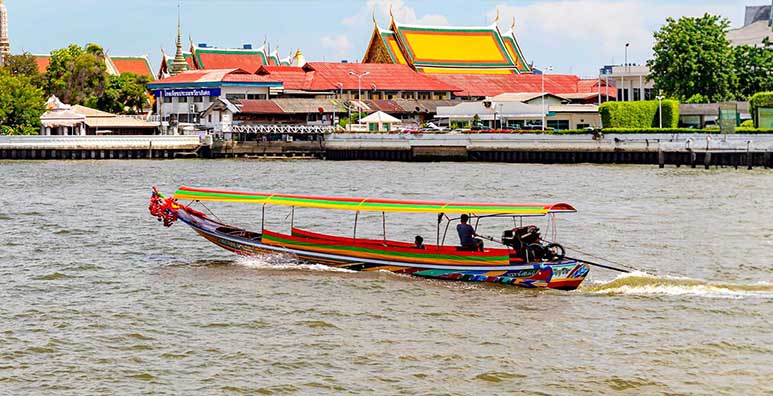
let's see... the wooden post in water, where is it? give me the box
[658,145,665,168]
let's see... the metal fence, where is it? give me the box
[231,124,336,134]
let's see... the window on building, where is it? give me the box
[418,92,431,100]
[436,92,447,100]
[401,92,415,99]
[208,114,212,123]
[644,88,654,101]
[247,94,267,100]
[547,120,570,130]
[226,94,247,101]
[163,96,173,103]
[633,88,641,101]
[193,96,204,103]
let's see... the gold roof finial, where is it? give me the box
[511,16,516,31]
[494,8,500,24]
[389,4,395,24]
[372,9,377,26]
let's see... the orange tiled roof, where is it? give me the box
[302,62,459,92]
[193,47,268,73]
[111,56,154,79]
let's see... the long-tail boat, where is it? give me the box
[149,186,590,290]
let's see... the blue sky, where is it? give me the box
[5,0,752,77]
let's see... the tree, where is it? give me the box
[97,73,150,114]
[45,43,107,106]
[648,14,737,103]
[0,70,46,135]
[1,53,45,88]
[733,38,773,100]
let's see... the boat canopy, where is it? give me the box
[174,186,576,215]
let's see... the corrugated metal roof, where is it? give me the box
[271,98,347,114]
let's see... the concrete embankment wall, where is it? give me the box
[1,133,771,168]
[324,133,773,168]
[0,136,202,160]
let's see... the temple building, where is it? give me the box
[363,12,531,75]
[361,11,612,101]
[156,17,303,78]
[0,0,11,66]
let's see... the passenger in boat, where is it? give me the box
[457,214,484,252]
[414,235,425,250]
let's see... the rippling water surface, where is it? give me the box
[1,160,771,395]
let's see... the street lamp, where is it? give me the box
[541,65,553,131]
[348,71,370,130]
[621,42,630,101]
[656,94,665,129]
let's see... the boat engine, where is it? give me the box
[502,226,565,262]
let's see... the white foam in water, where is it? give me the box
[588,271,773,299]
[234,255,355,273]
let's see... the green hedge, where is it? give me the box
[749,92,773,128]
[600,127,773,134]
[599,100,679,128]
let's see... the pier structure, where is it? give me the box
[0,135,201,160]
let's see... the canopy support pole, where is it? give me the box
[261,204,266,232]
[353,211,359,241]
[291,207,295,231]
[382,212,387,245]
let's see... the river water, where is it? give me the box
[1,160,771,395]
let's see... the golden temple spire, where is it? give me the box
[494,8,500,24]
[389,4,395,25]
[171,1,188,75]
[511,16,516,31]
[372,9,377,26]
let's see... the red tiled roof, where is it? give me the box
[256,66,312,90]
[303,62,459,92]
[34,55,50,74]
[194,49,268,73]
[111,56,154,79]
[431,73,617,98]
[237,100,284,114]
[148,68,280,86]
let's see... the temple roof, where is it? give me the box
[193,47,268,73]
[392,22,517,71]
[363,15,532,75]
[110,56,154,79]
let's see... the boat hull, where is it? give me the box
[176,209,589,290]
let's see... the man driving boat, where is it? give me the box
[457,214,484,252]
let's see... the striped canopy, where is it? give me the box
[173,186,576,215]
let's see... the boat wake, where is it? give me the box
[234,255,355,273]
[583,271,773,299]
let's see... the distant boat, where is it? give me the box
[150,186,589,290]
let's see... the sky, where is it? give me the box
[3,0,754,77]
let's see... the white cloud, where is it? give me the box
[494,0,743,74]
[320,34,352,59]
[343,0,449,27]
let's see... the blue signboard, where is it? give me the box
[156,88,221,98]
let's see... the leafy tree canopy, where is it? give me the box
[45,43,108,106]
[733,38,773,100]
[0,70,46,135]
[1,53,45,88]
[647,14,737,103]
[97,73,151,115]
